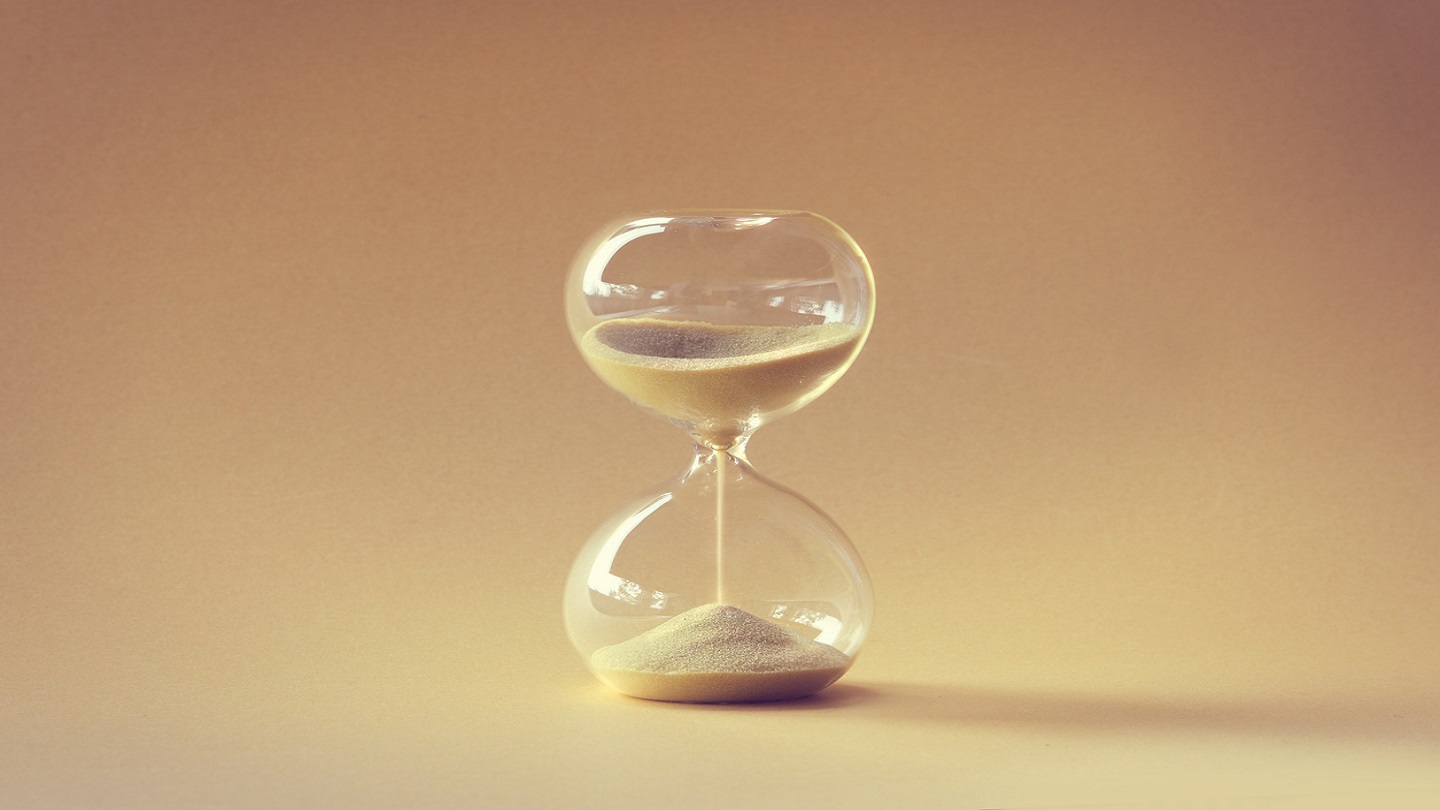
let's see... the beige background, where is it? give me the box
[3,1,1438,807]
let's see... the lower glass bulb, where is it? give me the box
[563,443,873,703]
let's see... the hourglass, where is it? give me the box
[563,211,875,703]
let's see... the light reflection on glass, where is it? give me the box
[767,603,843,645]
[587,492,677,610]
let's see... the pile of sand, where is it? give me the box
[590,604,850,703]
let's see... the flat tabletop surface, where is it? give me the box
[4,2,1438,807]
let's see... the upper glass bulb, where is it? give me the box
[566,211,875,447]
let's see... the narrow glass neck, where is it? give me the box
[691,432,751,463]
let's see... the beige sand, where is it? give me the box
[579,318,862,445]
[590,604,851,703]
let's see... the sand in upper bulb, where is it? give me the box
[590,604,851,703]
[579,318,862,444]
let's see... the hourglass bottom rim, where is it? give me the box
[592,664,849,703]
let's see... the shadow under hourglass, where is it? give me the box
[728,680,1439,745]
[595,677,1440,747]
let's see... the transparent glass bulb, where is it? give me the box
[564,211,875,703]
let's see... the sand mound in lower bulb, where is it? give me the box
[590,604,851,703]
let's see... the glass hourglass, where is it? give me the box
[563,211,875,703]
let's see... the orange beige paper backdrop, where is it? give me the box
[3,1,1438,807]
